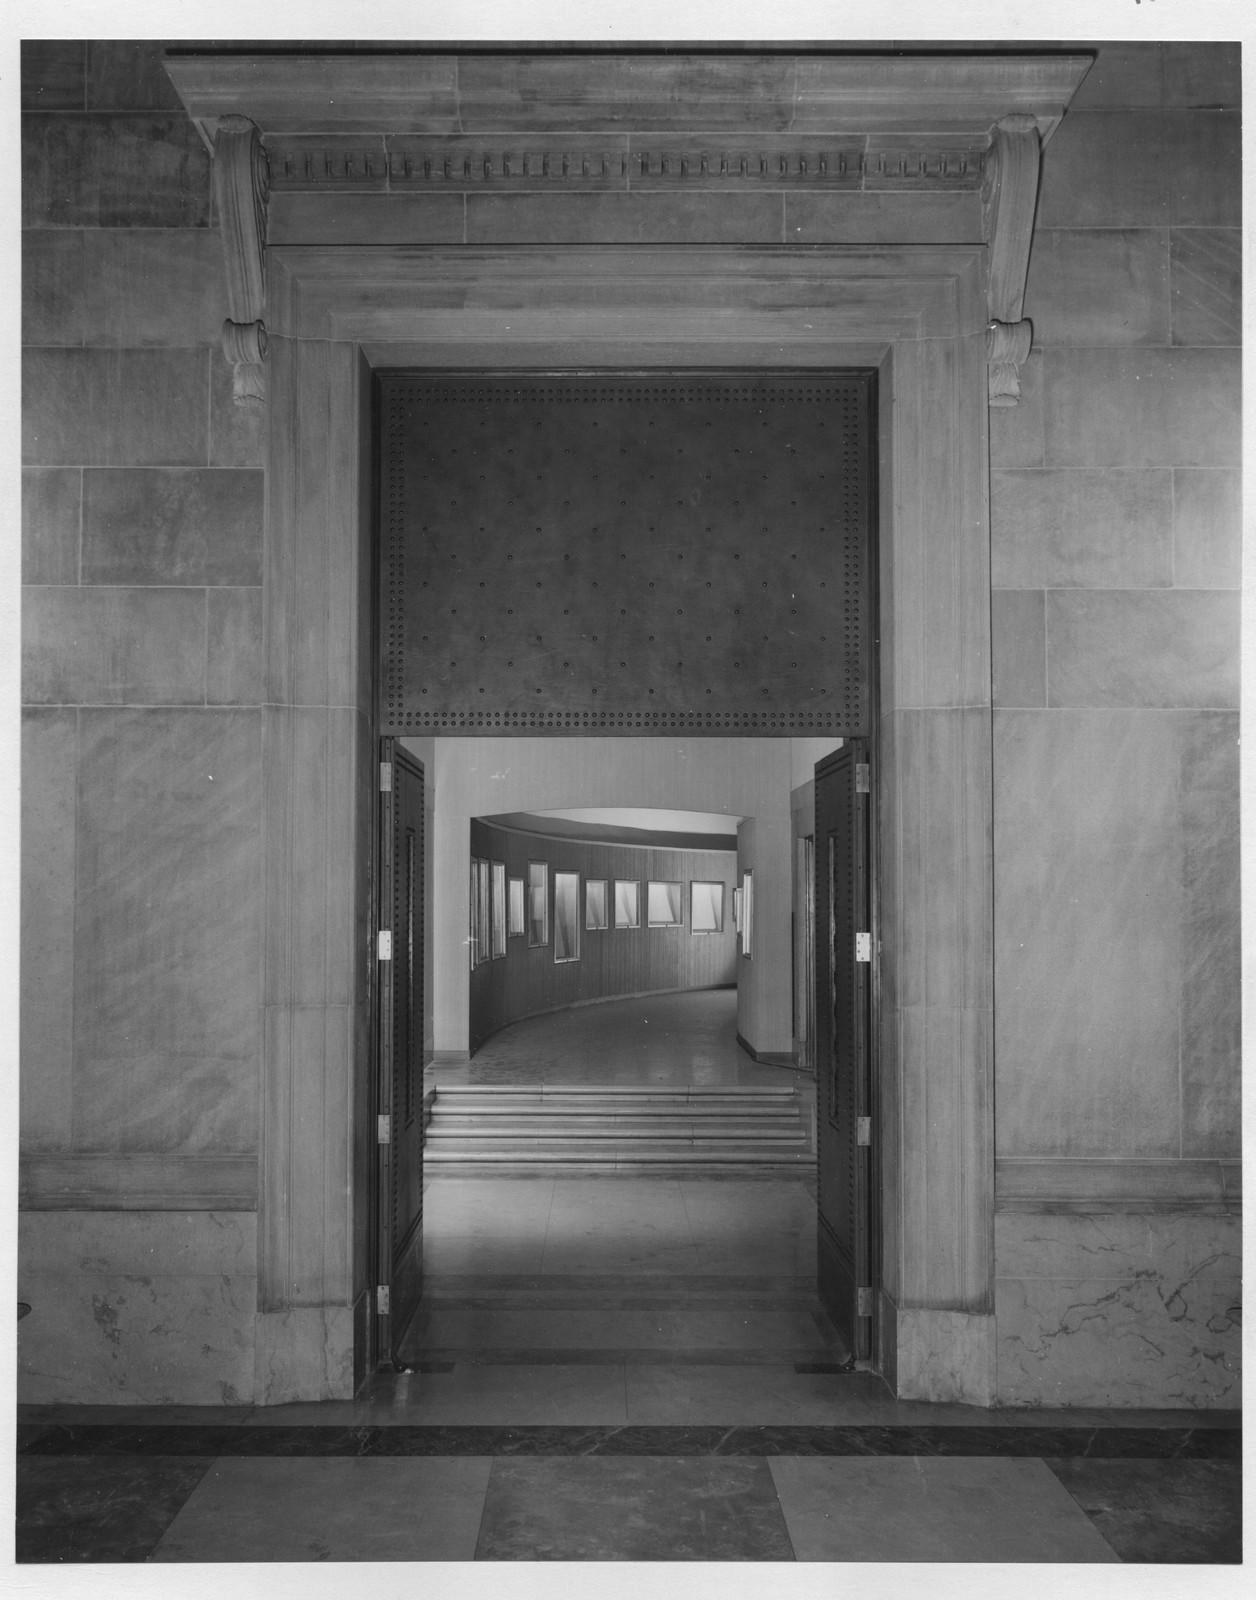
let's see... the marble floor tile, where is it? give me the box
[382,1363,630,1425]
[538,1237,705,1275]
[475,1455,795,1560]
[418,1300,825,1353]
[625,1363,882,1425]
[17,1455,213,1563]
[768,1455,1121,1562]
[422,1235,548,1275]
[1045,1457,1243,1563]
[995,1404,1241,1430]
[149,1456,492,1561]
[18,1404,256,1427]
[424,1177,556,1232]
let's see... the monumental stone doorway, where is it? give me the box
[163,49,1092,1402]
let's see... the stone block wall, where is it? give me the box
[989,42,1241,1406]
[19,41,265,1401]
[18,40,1242,1408]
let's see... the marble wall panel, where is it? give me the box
[22,229,85,345]
[783,192,983,244]
[988,351,1044,471]
[464,192,784,245]
[254,1306,356,1406]
[23,587,207,706]
[20,708,77,1151]
[1046,590,1239,709]
[1036,111,1240,229]
[23,348,209,467]
[73,708,261,1153]
[206,589,264,707]
[889,708,992,1013]
[1178,712,1241,1158]
[22,112,211,228]
[991,591,1045,708]
[1170,229,1241,347]
[993,710,1181,1159]
[1161,43,1242,109]
[1059,42,1162,110]
[22,468,81,586]
[990,469,1173,591]
[268,192,465,247]
[85,40,185,111]
[17,1211,258,1406]
[81,468,263,587]
[995,1212,1241,1409]
[79,230,227,347]
[1172,469,1241,590]
[21,40,86,110]
[1041,349,1240,471]
[209,357,267,470]
[1025,230,1170,349]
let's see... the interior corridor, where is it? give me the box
[428,988,811,1089]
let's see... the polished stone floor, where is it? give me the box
[428,987,813,1089]
[17,1171,1243,1563]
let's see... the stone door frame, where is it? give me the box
[256,241,997,1401]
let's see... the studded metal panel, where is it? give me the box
[379,372,873,735]
[814,741,870,1360]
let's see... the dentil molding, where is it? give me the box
[179,53,1091,410]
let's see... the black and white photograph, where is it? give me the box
[7,4,1247,1587]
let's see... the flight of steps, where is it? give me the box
[424,1084,813,1175]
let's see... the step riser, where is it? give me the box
[427,1085,812,1170]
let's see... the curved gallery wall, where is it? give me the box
[468,817,737,1055]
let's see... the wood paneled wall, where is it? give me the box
[468,820,736,1054]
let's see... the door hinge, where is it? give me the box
[379,760,392,792]
[857,1287,873,1318]
[378,1114,391,1145]
[378,930,393,961]
[855,932,872,963]
[856,1116,872,1146]
[376,1284,390,1316]
[855,762,870,793]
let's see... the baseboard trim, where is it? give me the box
[735,1031,798,1069]
[19,1153,258,1211]
[995,1157,1241,1214]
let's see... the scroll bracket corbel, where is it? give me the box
[212,114,270,408]
[983,113,1041,407]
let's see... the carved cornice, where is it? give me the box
[166,55,1092,413]
[982,113,1042,407]
[165,52,1092,143]
[262,136,989,193]
[212,114,270,408]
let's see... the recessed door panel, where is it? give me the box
[815,740,872,1359]
[377,738,425,1358]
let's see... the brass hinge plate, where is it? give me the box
[378,930,393,961]
[855,762,870,793]
[378,1114,391,1145]
[380,760,393,792]
[857,1287,873,1318]
[855,932,872,963]
[376,1284,390,1316]
[856,1116,871,1146]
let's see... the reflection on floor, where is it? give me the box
[16,994,1243,1564]
[428,987,810,1089]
